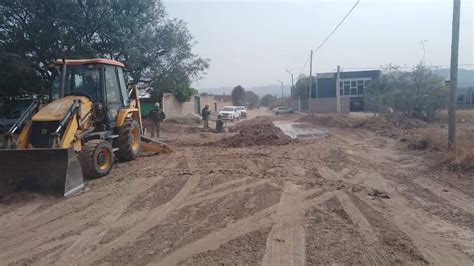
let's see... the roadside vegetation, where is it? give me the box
[0,0,209,102]
[365,62,447,121]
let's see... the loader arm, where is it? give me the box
[2,100,40,149]
[50,99,81,148]
[0,97,91,196]
[127,86,144,133]
[123,86,171,154]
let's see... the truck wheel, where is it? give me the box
[80,140,114,179]
[116,118,141,161]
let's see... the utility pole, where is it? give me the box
[308,50,313,114]
[298,96,301,112]
[448,0,461,149]
[281,81,284,99]
[286,69,294,109]
[336,65,341,113]
[286,69,294,97]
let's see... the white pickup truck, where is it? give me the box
[218,106,241,121]
[236,106,247,119]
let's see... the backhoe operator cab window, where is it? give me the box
[105,65,125,120]
[52,65,101,102]
[51,63,129,122]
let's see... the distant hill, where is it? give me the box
[433,68,474,88]
[198,84,291,97]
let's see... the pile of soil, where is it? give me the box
[158,121,184,133]
[184,127,205,133]
[298,114,359,128]
[143,119,202,134]
[218,122,291,147]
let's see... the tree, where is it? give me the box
[260,94,277,107]
[231,85,246,106]
[365,62,447,120]
[0,0,209,102]
[245,91,260,109]
[293,75,316,100]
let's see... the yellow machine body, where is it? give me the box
[0,59,170,197]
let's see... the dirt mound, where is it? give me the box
[298,114,359,128]
[219,122,291,147]
[159,121,184,133]
[184,127,205,133]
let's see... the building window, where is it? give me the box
[365,80,371,88]
[340,78,371,96]
[350,80,357,95]
[357,80,364,94]
[344,81,350,95]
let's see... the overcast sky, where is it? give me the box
[163,0,474,89]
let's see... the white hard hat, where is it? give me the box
[155,102,160,107]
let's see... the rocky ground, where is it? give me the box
[0,108,473,265]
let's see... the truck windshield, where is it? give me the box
[51,65,101,102]
[223,107,234,111]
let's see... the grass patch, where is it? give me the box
[413,130,474,172]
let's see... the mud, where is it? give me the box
[218,122,292,147]
[0,108,473,265]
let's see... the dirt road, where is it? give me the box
[1,110,473,265]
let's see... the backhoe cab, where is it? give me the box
[0,59,169,196]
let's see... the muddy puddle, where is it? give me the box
[273,121,328,139]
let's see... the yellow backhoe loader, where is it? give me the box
[0,59,170,196]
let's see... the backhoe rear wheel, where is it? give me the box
[80,140,114,179]
[116,118,141,161]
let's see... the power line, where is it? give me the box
[336,63,474,71]
[313,0,360,53]
[293,0,360,84]
[295,55,311,82]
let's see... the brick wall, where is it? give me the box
[309,97,350,113]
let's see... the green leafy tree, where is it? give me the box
[231,85,246,106]
[260,94,277,107]
[365,62,447,120]
[150,68,197,102]
[293,75,316,99]
[245,91,260,109]
[0,0,209,102]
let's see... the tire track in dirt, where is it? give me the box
[0,152,181,265]
[414,177,474,215]
[153,191,334,265]
[261,182,305,266]
[356,172,473,265]
[186,176,254,201]
[84,148,201,265]
[319,133,474,264]
[334,190,378,244]
[182,179,271,208]
[0,152,175,234]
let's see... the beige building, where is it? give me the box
[161,93,232,119]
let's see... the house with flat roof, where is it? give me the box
[306,69,380,113]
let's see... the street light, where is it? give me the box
[286,69,294,99]
[276,80,284,99]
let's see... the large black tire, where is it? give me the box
[80,140,114,179]
[116,118,141,161]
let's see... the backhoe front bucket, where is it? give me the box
[141,136,172,154]
[0,148,84,197]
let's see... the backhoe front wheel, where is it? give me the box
[80,140,114,179]
[116,118,141,161]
